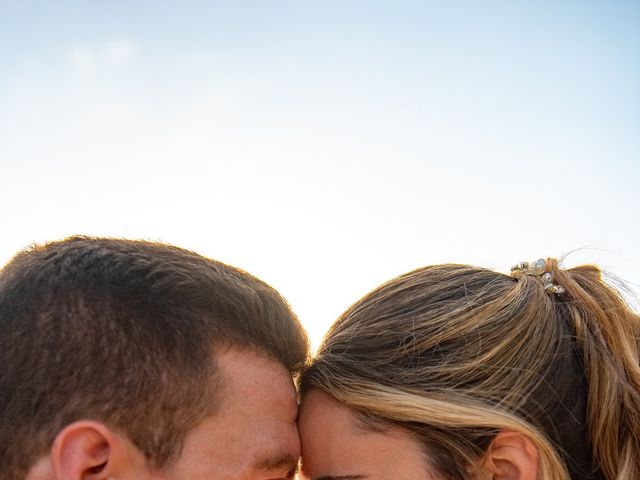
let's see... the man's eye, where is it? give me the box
[268,469,296,480]
[264,469,295,480]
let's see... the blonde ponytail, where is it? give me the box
[553,261,640,480]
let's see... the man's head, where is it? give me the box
[0,236,309,480]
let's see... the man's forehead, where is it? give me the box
[215,348,298,414]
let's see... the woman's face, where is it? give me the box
[298,389,437,480]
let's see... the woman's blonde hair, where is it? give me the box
[301,260,640,480]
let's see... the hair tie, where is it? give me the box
[510,258,565,294]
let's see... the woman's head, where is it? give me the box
[299,260,640,480]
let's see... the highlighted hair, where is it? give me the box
[302,261,640,480]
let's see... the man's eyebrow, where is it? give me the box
[254,453,299,471]
[316,475,369,480]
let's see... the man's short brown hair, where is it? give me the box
[0,236,309,479]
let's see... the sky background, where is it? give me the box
[1,1,639,348]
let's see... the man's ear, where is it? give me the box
[50,420,130,480]
[482,430,539,480]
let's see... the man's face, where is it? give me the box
[154,347,300,480]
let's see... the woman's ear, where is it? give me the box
[482,430,539,480]
[50,420,132,479]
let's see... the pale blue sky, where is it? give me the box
[1,1,638,346]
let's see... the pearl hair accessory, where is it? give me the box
[510,258,566,294]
